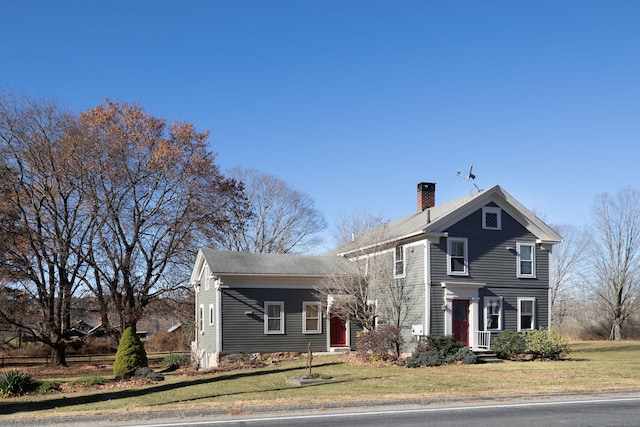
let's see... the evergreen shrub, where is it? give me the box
[524,327,570,360]
[422,335,464,354]
[405,335,476,367]
[492,330,524,360]
[113,326,148,377]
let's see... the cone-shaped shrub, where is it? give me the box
[113,326,148,377]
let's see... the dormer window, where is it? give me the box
[482,206,502,230]
[394,245,406,277]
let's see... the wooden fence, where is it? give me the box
[0,352,188,368]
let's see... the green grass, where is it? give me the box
[66,376,108,388]
[2,341,640,420]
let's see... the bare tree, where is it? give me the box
[0,164,22,278]
[318,211,420,357]
[217,167,327,254]
[331,209,387,248]
[0,91,90,365]
[590,187,640,340]
[79,99,243,335]
[548,223,589,325]
[316,212,389,331]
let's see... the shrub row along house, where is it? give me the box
[191,183,562,369]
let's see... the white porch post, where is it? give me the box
[469,297,479,349]
[443,296,453,336]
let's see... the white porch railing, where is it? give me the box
[476,331,491,350]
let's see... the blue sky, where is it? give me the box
[2,1,639,251]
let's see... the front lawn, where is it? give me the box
[1,341,640,421]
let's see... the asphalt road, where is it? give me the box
[7,392,640,427]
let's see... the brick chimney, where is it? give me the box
[417,182,436,212]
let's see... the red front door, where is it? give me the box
[330,314,347,347]
[452,299,469,346]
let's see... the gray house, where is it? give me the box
[191,182,562,368]
[190,250,357,369]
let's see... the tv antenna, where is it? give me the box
[457,165,481,192]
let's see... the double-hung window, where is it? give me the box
[394,245,406,277]
[517,242,536,278]
[303,302,322,334]
[264,301,285,334]
[447,237,468,275]
[484,297,502,330]
[518,297,536,331]
[208,303,214,326]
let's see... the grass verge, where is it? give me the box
[2,340,640,420]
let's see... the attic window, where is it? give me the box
[482,206,501,230]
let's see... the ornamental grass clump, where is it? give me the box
[161,353,188,371]
[0,370,39,397]
[113,326,148,378]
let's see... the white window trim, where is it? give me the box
[204,266,210,291]
[264,301,285,334]
[198,304,204,333]
[482,206,502,230]
[517,297,536,331]
[393,245,406,278]
[483,296,503,331]
[447,237,469,276]
[302,302,322,334]
[516,242,536,278]
[208,303,214,326]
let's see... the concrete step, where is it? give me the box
[473,351,504,363]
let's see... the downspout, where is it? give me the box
[215,279,223,356]
[547,249,552,327]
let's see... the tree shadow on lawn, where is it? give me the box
[159,374,373,407]
[0,361,342,415]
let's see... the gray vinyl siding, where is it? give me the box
[196,278,218,354]
[429,206,550,335]
[369,243,426,348]
[399,243,426,345]
[429,283,446,335]
[220,287,328,354]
